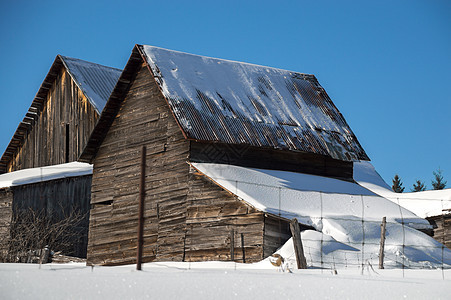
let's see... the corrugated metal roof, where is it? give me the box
[60,56,122,114]
[141,45,369,162]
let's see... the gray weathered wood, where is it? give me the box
[87,64,266,265]
[289,218,307,269]
[4,68,99,172]
[230,229,235,261]
[136,146,146,271]
[379,216,387,269]
[241,233,245,263]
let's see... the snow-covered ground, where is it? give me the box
[1,262,450,299]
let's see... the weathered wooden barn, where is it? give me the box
[79,45,370,266]
[0,55,121,260]
[0,55,121,173]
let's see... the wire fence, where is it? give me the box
[208,176,451,278]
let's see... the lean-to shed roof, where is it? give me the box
[0,162,92,189]
[0,55,121,173]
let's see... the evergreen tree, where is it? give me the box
[411,180,426,192]
[392,174,405,193]
[432,168,447,190]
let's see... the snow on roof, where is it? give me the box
[191,162,425,226]
[60,56,122,114]
[0,162,92,189]
[141,45,368,162]
[354,161,451,218]
[192,163,451,268]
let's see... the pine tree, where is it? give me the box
[432,168,447,190]
[392,174,405,193]
[411,180,426,192]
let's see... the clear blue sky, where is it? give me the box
[1,0,450,190]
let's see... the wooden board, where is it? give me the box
[87,63,269,265]
[0,189,13,259]
[190,141,354,181]
[6,69,99,172]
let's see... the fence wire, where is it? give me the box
[214,176,451,279]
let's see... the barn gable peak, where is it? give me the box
[80,45,369,163]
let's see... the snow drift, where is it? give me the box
[354,161,451,218]
[192,162,451,269]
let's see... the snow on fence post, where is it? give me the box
[289,218,307,269]
[137,145,146,271]
[379,216,387,269]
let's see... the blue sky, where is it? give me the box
[1,0,450,190]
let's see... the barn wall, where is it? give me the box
[7,68,99,172]
[427,215,451,250]
[190,141,354,181]
[11,175,92,258]
[0,189,13,258]
[185,168,264,263]
[87,63,190,265]
[87,63,270,265]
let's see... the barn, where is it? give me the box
[79,45,371,266]
[0,55,121,261]
[0,55,121,173]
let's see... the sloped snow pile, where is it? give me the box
[1,263,450,300]
[0,162,92,189]
[354,161,451,218]
[192,162,451,269]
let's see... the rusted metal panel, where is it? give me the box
[140,45,369,162]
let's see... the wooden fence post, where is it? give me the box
[379,216,387,269]
[241,233,245,263]
[137,145,146,271]
[230,229,235,261]
[289,218,307,269]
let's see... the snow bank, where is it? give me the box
[192,163,450,269]
[1,263,450,300]
[354,161,451,218]
[0,162,92,189]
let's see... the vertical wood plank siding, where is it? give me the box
[11,175,92,258]
[7,69,99,172]
[87,64,267,265]
[263,216,292,258]
[0,189,13,258]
